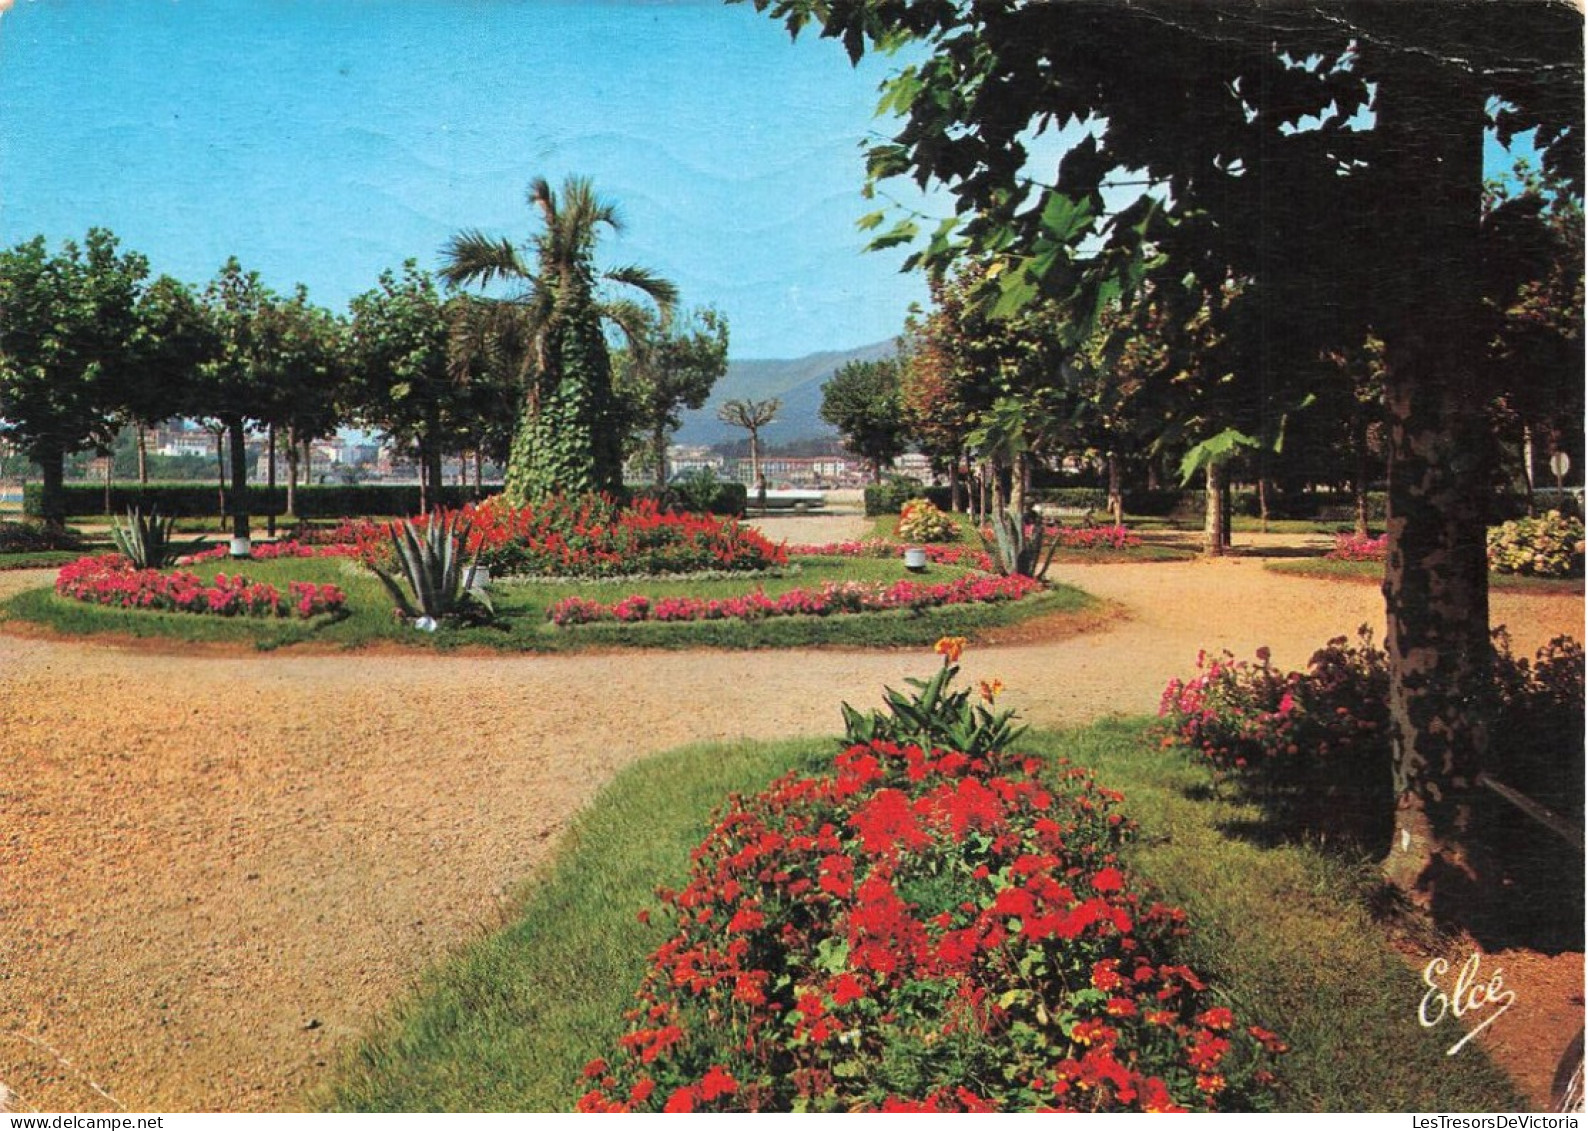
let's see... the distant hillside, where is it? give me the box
[675,339,898,447]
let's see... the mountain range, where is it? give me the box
[674,339,898,448]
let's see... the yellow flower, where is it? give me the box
[934,636,967,664]
[978,678,1004,704]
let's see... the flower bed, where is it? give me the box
[576,735,1281,1112]
[788,540,995,571]
[55,554,346,619]
[545,574,1043,627]
[1049,523,1142,551]
[1325,532,1387,561]
[180,539,362,565]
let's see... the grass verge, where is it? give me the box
[1265,557,1584,594]
[320,719,1524,1113]
[0,554,1093,653]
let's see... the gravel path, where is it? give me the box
[0,520,1581,1112]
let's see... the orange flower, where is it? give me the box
[978,678,1005,703]
[935,636,968,664]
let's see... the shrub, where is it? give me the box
[864,477,952,517]
[54,554,345,618]
[577,651,1282,1113]
[1159,628,1585,847]
[625,476,748,517]
[895,498,958,543]
[1486,511,1584,577]
[979,511,1060,580]
[0,519,85,554]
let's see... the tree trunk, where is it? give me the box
[654,421,669,488]
[1375,61,1494,910]
[1106,450,1124,525]
[285,427,300,519]
[267,423,277,538]
[36,442,66,530]
[474,449,484,495]
[1203,461,1228,557]
[1353,412,1372,538]
[215,430,228,532]
[103,449,112,516]
[136,423,149,487]
[1522,423,1536,517]
[228,418,249,543]
[1257,466,1270,534]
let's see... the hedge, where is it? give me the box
[863,481,954,517]
[27,481,751,521]
[621,481,747,517]
[27,483,484,520]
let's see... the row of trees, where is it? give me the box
[745,0,1583,908]
[0,177,730,533]
[816,171,1580,543]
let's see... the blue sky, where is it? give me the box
[0,2,1542,362]
[0,0,931,359]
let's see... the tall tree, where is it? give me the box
[258,287,348,519]
[129,275,212,487]
[347,262,458,512]
[194,258,284,546]
[716,398,780,489]
[820,356,908,483]
[740,0,1583,908]
[441,176,678,501]
[614,306,729,486]
[0,230,148,525]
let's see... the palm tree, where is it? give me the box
[440,176,677,502]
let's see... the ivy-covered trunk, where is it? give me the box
[1375,63,1495,909]
[504,307,621,503]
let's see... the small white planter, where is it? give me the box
[228,536,252,559]
[414,616,439,633]
[903,547,929,572]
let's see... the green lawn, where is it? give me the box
[1264,556,1584,594]
[0,552,1093,652]
[320,719,1525,1113]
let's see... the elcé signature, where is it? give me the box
[1419,951,1518,1056]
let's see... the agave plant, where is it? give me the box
[111,506,204,569]
[979,508,1060,580]
[369,512,492,627]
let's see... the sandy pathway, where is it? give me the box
[0,521,1581,1111]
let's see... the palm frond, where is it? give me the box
[439,231,530,289]
[603,264,679,318]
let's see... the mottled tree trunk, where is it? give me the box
[1203,461,1228,557]
[1376,63,1495,908]
[1353,413,1372,539]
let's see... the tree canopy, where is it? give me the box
[741,0,1584,908]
